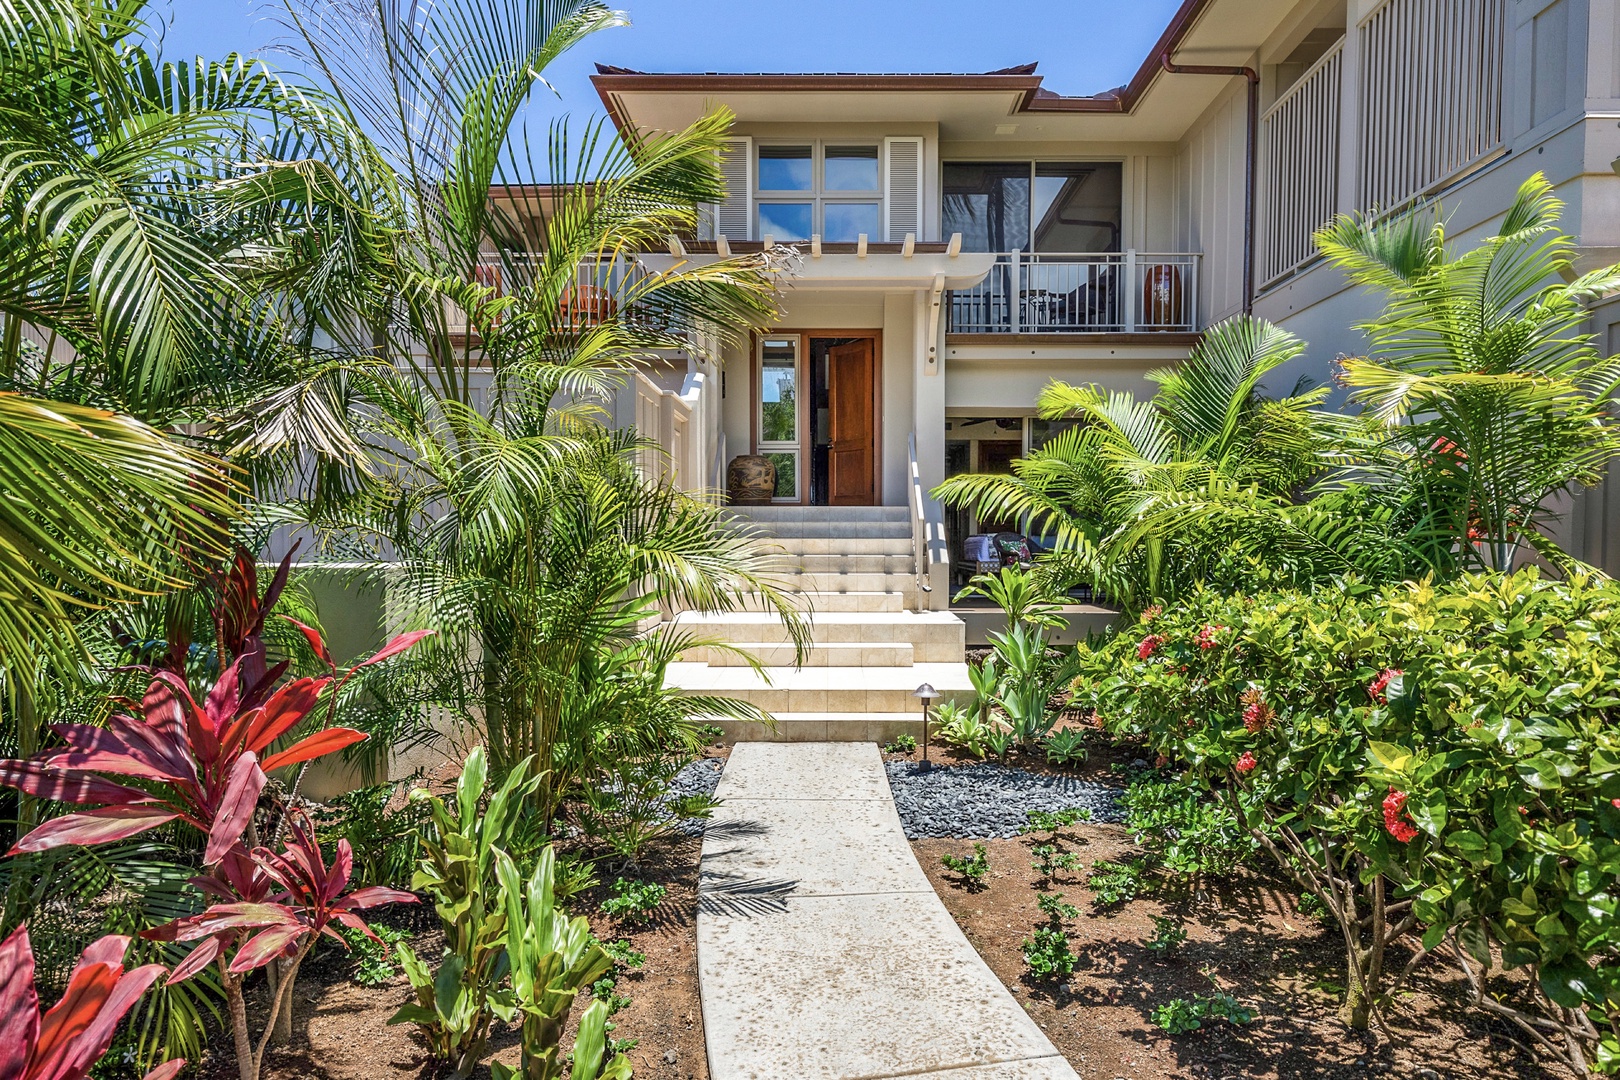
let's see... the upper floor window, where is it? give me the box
[757,141,881,243]
[943,162,1123,253]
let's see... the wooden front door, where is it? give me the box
[827,338,876,505]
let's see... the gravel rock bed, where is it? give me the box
[884,761,1123,838]
[667,757,724,835]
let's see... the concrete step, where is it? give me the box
[665,661,973,713]
[797,571,917,595]
[672,610,965,661]
[770,536,914,555]
[765,520,913,540]
[703,711,936,743]
[726,505,911,524]
[735,590,907,613]
[690,641,915,667]
[790,553,914,575]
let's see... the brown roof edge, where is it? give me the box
[1019,0,1214,113]
[591,0,1216,129]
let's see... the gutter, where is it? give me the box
[1159,53,1259,314]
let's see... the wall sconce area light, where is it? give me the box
[913,682,941,769]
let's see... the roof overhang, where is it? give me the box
[592,0,1301,143]
[641,246,997,291]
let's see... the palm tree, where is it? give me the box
[229,0,806,816]
[1316,171,1620,573]
[934,315,1343,609]
[317,393,802,818]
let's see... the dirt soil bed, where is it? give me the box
[914,822,1561,1080]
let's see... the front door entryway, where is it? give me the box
[757,331,879,505]
[825,338,876,505]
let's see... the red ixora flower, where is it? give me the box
[1368,668,1402,704]
[1139,605,1163,625]
[1235,751,1257,774]
[1196,624,1224,650]
[1137,634,1165,660]
[1383,787,1419,843]
[1611,798,1620,809]
[1240,687,1274,733]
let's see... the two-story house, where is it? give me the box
[593,0,1620,737]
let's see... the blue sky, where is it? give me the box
[148,0,1185,129]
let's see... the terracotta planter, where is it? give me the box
[727,454,777,505]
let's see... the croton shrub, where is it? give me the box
[1075,570,1620,1074]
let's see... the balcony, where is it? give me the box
[948,251,1201,335]
[448,251,662,337]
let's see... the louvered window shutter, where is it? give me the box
[715,136,753,241]
[884,137,923,241]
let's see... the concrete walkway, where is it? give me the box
[696,742,1080,1080]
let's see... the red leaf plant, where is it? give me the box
[0,925,185,1080]
[0,547,431,864]
[145,809,415,1080]
[0,547,431,1080]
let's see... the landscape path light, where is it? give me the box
[914,682,941,769]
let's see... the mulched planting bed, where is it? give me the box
[911,787,1561,1080]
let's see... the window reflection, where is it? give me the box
[759,145,813,190]
[758,202,812,241]
[823,203,880,242]
[824,146,879,190]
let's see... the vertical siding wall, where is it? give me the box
[1175,82,1251,325]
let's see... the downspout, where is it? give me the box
[1160,53,1259,314]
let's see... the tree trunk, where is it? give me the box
[225,975,255,1080]
[270,956,298,1045]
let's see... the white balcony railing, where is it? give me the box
[1261,37,1343,285]
[948,251,1200,335]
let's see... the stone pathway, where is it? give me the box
[696,742,1080,1080]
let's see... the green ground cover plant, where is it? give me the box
[1021,927,1078,981]
[601,879,667,924]
[941,843,991,890]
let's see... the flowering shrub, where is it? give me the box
[1074,570,1620,1073]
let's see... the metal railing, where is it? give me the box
[448,252,659,335]
[908,431,949,609]
[1260,37,1343,285]
[948,251,1201,334]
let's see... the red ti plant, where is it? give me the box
[146,810,415,1080]
[0,925,185,1080]
[0,546,431,863]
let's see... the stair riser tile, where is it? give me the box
[779,538,914,556]
[691,644,914,667]
[734,593,906,612]
[793,555,915,575]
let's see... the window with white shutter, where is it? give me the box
[883,137,923,241]
[715,136,753,241]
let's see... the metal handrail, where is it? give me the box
[908,432,935,601]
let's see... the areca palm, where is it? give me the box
[935,315,1340,608]
[1316,171,1620,572]
[295,372,803,819]
[0,392,235,691]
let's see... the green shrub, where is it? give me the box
[1042,728,1088,765]
[1085,857,1150,905]
[1021,927,1078,980]
[1145,916,1187,956]
[941,843,990,890]
[1031,844,1081,883]
[1074,569,1620,1071]
[1152,993,1254,1033]
[1022,807,1092,837]
[336,923,411,986]
[601,878,666,923]
[883,734,918,755]
[1036,891,1079,923]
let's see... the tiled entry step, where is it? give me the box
[665,506,972,739]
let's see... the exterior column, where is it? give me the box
[912,288,950,609]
